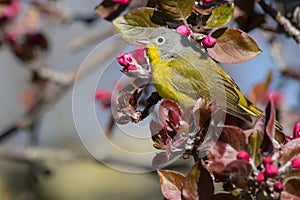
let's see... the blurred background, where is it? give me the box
[0,0,300,199]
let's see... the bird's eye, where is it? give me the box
[156,36,165,44]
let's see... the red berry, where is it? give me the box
[264,165,279,178]
[291,157,300,169]
[236,151,250,162]
[293,122,300,139]
[176,25,191,37]
[274,182,284,193]
[256,172,265,183]
[202,35,217,48]
[263,157,273,166]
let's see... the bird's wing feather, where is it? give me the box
[168,56,253,121]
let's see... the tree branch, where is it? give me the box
[257,0,300,44]
[0,27,128,142]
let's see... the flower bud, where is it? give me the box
[4,0,20,19]
[202,35,217,48]
[256,172,265,183]
[265,91,282,106]
[113,0,130,4]
[264,165,279,178]
[274,182,284,193]
[291,157,300,169]
[95,89,112,108]
[236,150,250,162]
[293,122,300,139]
[203,0,214,3]
[5,32,17,43]
[176,25,191,37]
[263,157,273,166]
[117,52,150,79]
[116,52,133,67]
[122,64,137,73]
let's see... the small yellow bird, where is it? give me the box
[140,27,262,122]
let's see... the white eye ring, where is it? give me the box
[156,36,165,44]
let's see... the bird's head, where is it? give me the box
[138,27,188,60]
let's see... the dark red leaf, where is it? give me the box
[207,142,238,173]
[159,100,183,131]
[261,101,275,155]
[222,160,252,178]
[218,125,249,152]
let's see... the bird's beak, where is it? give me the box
[137,39,150,45]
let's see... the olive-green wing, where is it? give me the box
[168,57,254,121]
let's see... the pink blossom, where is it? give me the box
[293,122,300,139]
[113,0,130,4]
[116,52,133,67]
[122,64,137,73]
[176,25,191,37]
[95,89,112,108]
[203,0,214,3]
[291,157,300,169]
[265,91,283,106]
[202,35,217,48]
[4,0,21,18]
[5,32,17,43]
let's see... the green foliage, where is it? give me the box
[249,131,263,166]
[155,0,194,22]
[113,8,166,45]
[204,3,234,28]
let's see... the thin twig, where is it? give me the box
[0,29,127,142]
[257,0,300,44]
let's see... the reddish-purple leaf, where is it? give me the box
[222,160,252,178]
[193,97,214,127]
[207,142,238,172]
[279,138,300,165]
[285,179,300,198]
[166,137,172,160]
[152,152,168,168]
[261,101,275,154]
[281,191,300,200]
[265,101,276,141]
[218,125,249,152]
[208,28,261,63]
[157,170,185,200]
[159,100,183,131]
